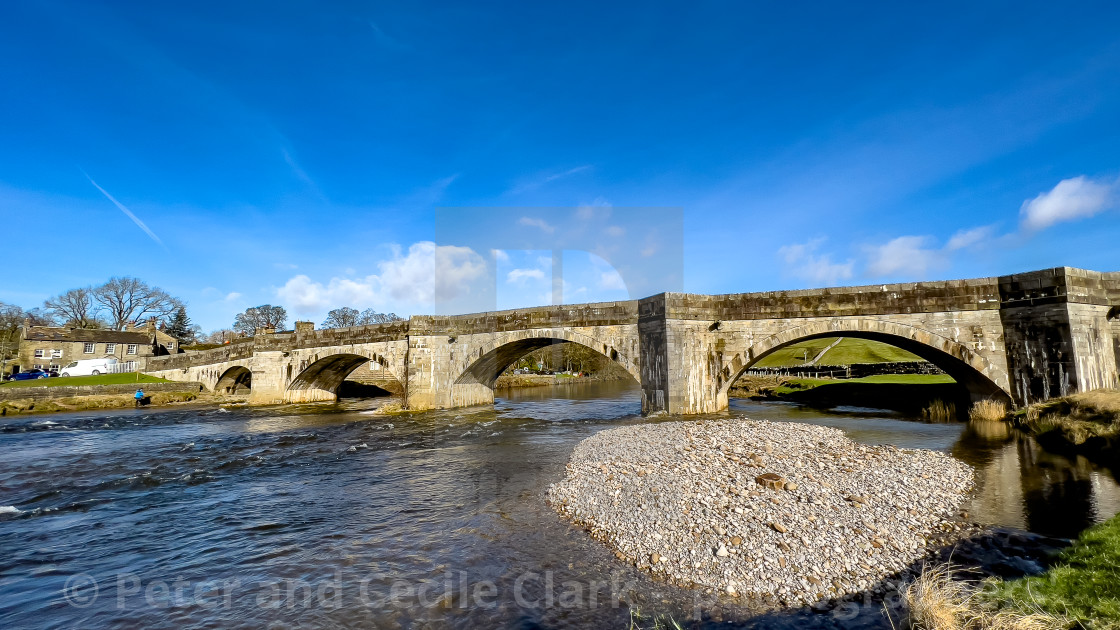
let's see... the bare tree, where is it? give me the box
[233,305,287,336]
[92,277,182,330]
[0,302,25,370]
[44,288,100,328]
[201,328,241,345]
[357,309,404,325]
[322,307,360,329]
[24,307,58,326]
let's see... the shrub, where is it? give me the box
[969,400,1008,423]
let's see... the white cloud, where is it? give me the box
[277,241,486,314]
[507,268,546,283]
[224,292,242,302]
[1020,175,1116,231]
[491,249,510,262]
[864,236,942,277]
[945,226,994,250]
[273,262,299,270]
[576,197,612,220]
[599,269,626,291]
[518,216,555,233]
[605,225,625,237]
[777,238,854,285]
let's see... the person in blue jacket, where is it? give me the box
[134,388,145,408]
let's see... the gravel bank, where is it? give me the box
[548,418,974,605]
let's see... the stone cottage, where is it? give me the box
[16,319,179,373]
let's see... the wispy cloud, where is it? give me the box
[864,236,943,277]
[518,216,555,233]
[777,238,854,285]
[82,171,167,250]
[369,20,408,51]
[224,292,242,302]
[507,268,546,283]
[1020,175,1116,231]
[945,225,995,250]
[510,165,592,195]
[576,196,612,220]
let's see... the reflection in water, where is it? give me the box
[0,382,1116,630]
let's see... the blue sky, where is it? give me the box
[2,1,1119,331]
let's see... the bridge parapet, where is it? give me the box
[410,300,639,335]
[661,277,1002,322]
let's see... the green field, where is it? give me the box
[753,337,923,367]
[772,373,956,394]
[1,373,171,388]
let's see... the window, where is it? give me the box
[34,349,45,358]
[106,343,116,354]
[167,342,176,350]
[52,349,62,359]
[126,344,138,355]
[84,343,95,354]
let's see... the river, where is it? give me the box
[1,381,1117,629]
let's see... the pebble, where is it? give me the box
[547,418,974,605]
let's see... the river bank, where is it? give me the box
[731,373,966,415]
[0,390,243,416]
[903,512,1120,629]
[1006,390,1120,467]
[495,370,628,389]
[549,418,976,606]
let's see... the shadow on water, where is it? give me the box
[0,382,1117,629]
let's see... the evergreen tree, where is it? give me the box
[165,306,196,344]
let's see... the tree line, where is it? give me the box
[0,279,408,364]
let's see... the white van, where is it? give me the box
[60,358,118,377]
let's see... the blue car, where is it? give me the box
[9,369,53,381]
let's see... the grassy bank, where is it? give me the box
[1,373,170,388]
[0,391,207,416]
[1011,390,1120,448]
[905,513,1120,629]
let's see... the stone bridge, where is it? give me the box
[146,267,1120,415]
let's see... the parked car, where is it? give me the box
[9,369,53,381]
[60,358,118,377]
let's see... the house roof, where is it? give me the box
[23,326,152,344]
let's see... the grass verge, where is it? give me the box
[1,373,171,388]
[981,513,1120,627]
[904,514,1120,628]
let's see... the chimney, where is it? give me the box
[146,318,157,335]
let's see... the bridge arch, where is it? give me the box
[285,352,405,403]
[215,366,252,394]
[455,328,641,389]
[718,318,1013,404]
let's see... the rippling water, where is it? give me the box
[1,381,1117,629]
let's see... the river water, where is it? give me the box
[1,381,1118,629]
